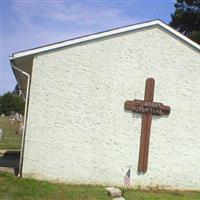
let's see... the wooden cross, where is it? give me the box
[124,78,171,173]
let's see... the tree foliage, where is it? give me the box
[0,92,25,116]
[169,0,200,44]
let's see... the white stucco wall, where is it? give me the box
[23,25,200,190]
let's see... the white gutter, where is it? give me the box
[10,59,30,177]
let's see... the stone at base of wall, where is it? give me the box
[105,187,127,199]
[113,197,126,200]
[105,187,122,198]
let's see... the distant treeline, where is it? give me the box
[0,92,25,116]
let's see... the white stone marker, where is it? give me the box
[113,197,126,200]
[0,128,2,141]
[15,113,20,122]
[105,187,123,198]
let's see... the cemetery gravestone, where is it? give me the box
[0,128,2,141]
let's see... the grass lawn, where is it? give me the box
[124,189,200,200]
[0,116,22,149]
[0,173,109,200]
[0,172,200,200]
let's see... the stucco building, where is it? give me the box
[10,20,200,190]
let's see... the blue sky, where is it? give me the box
[1,0,175,94]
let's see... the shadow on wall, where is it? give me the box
[0,150,20,176]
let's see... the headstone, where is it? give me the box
[0,128,2,141]
[9,117,15,125]
[9,111,15,125]
[15,113,20,122]
[19,114,23,122]
[19,122,24,134]
[1,114,5,117]
[10,111,15,117]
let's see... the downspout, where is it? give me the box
[10,58,31,177]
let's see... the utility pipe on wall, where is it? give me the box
[10,59,31,177]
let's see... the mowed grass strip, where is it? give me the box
[0,173,200,200]
[0,116,22,149]
[0,173,110,200]
[124,188,200,200]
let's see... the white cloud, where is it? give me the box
[5,1,142,51]
[10,1,138,28]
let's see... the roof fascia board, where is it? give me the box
[11,20,158,59]
[157,21,200,50]
[11,20,199,60]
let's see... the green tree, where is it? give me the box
[0,95,2,115]
[0,92,25,116]
[169,0,200,44]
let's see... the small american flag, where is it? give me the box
[123,167,131,187]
